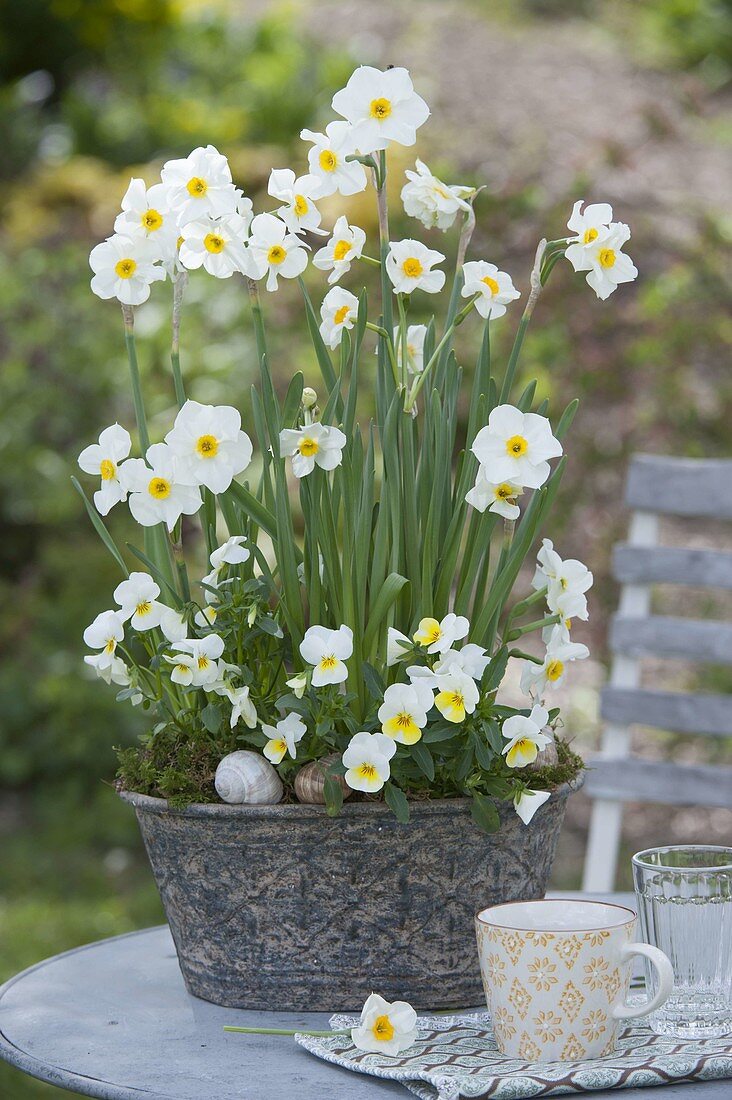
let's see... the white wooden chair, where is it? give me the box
[582,454,732,892]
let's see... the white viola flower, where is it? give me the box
[160,145,238,223]
[300,624,353,686]
[566,200,614,248]
[565,221,638,301]
[386,627,413,666]
[89,234,166,306]
[401,159,471,230]
[433,665,480,724]
[119,443,202,532]
[433,643,490,682]
[461,261,521,320]
[331,65,429,153]
[194,605,218,629]
[279,422,347,479]
[501,705,552,768]
[86,651,132,687]
[114,178,178,263]
[312,216,366,284]
[244,212,309,292]
[465,466,523,521]
[77,423,131,516]
[393,324,427,375]
[532,539,593,621]
[413,613,469,654]
[342,731,396,794]
[386,239,445,295]
[83,609,125,669]
[178,213,250,278]
[351,992,418,1055]
[514,788,551,825]
[201,536,250,590]
[167,634,225,687]
[262,712,307,764]
[226,684,258,729]
[520,632,589,699]
[318,286,359,348]
[300,121,367,197]
[159,606,188,643]
[164,399,253,495]
[113,572,164,631]
[285,672,308,699]
[267,169,325,236]
[378,680,434,745]
[471,405,562,490]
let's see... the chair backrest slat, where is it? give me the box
[627,455,732,518]
[612,545,732,589]
[600,686,732,737]
[609,614,732,664]
[584,757,732,808]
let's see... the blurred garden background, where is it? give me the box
[1,0,731,1094]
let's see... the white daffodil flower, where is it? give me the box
[566,200,614,249]
[386,239,445,295]
[465,465,523,520]
[471,404,562,490]
[201,536,250,591]
[351,992,418,1055]
[342,731,396,793]
[113,572,164,631]
[83,609,125,670]
[267,169,325,236]
[114,178,178,264]
[234,189,254,228]
[433,643,491,681]
[413,613,469,654]
[520,632,589,699]
[401,159,471,230]
[378,680,434,744]
[244,212,309,292]
[393,324,427,375]
[318,286,359,348]
[279,422,347,479]
[386,627,413,666]
[159,606,188,643]
[542,618,572,646]
[77,423,132,516]
[461,260,521,320]
[164,400,253,495]
[262,712,307,764]
[566,221,637,301]
[178,213,250,278]
[312,215,366,284]
[160,145,238,223]
[167,634,225,687]
[331,66,429,153]
[300,121,367,197]
[514,788,551,825]
[501,705,552,768]
[120,443,202,532]
[434,665,480,723]
[300,624,353,686]
[89,234,166,306]
[532,539,593,621]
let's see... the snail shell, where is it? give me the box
[527,732,559,771]
[294,756,351,805]
[214,750,283,805]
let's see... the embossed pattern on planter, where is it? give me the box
[120,787,578,1012]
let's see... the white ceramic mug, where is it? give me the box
[475,899,674,1062]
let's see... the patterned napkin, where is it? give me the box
[295,1010,732,1100]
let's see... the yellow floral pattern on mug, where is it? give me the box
[527,956,558,992]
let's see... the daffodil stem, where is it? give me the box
[360,254,381,267]
[503,517,515,553]
[499,239,546,404]
[404,298,477,411]
[397,293,409,387]
[506,613,561,642]
[247,278,269,367]
[366,323,399,384]
[509,648,545,664]
[171,271,188,409]
[223,1026,350,1037]
[121,306,150,454]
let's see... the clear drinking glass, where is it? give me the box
[632,845,732,1039]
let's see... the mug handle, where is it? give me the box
[612,942,674,1020]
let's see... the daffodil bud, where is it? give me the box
[302,387,318,409]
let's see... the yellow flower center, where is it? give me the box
[142,209,163,231]
[414,618,442,646]
[272,738,287,757]
[204,232,225,254]
[583,227,598,244]
[293,194,309,217]
[507,737,537,766]
[482,275,500,296]
[148,477,171,499]
[298,436,319,457]
[100,458,116,481]
[115,258,137,279]
[435,689,466,722]
[319,149,337,172]
[333,304,351,325]
[495,483,514,500]
[357,762,377,780]
[372,1014,395,1041]
[546,659,564,681]
[402,257,424,279]
[135,600,152,617]
[104,638,116,654]
[333,239,352,261]
[384,711,421,743]
[196,434,219,458]
[186,176,208,197]
[197,656,210,670]
[506,434,528,457]
[599,248,616,268]
[395,712,414,729]
[370,97,392,120]
[268,244,286,265]
[177,235,185,249]
[319,654,337,670]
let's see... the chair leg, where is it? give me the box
[583,798,623,892]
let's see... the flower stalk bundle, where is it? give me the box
[78,65,636,829]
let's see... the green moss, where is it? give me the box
[530,738,585,790]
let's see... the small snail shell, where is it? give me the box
[294,756,351,805]
[527,732,559,771]
[214,750,283,805]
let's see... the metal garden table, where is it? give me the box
[0,893,728,1099]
